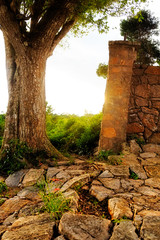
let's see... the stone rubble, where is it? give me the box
[1,143,160,239]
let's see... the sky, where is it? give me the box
[0,0,159,116]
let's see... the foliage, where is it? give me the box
[0,114,5,148]
[97,149,115,160]
[120,10,160,65]
[0,181,8,194]
[129,168,139,180]
[46,109,103,155]
[127,134,145,146]
[96,63,108,79]
[38,181,71,220]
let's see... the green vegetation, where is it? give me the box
[0,181,8,194]
[46,107,102,155]
[129,169,139,180]
[37,180,71,220]
[120,10,160,65]
[96,63,108,79]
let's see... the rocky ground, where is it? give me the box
[1,141,160,239]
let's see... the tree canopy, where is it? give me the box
[120,9,160,65]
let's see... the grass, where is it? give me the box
[0,181,8,194]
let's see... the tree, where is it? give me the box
[120,10,160,65]
[96,63,108,79]
[0,0,146,160]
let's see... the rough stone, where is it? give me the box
[149,132,160,144]
[142,114,157,132]
[142,144,160,154]
[145,178,160,189]
[135,84,150,98]
[135,97,148,107]
[108,198,133,220]
[1,213,55,240]
[0,197,31,223]
[0,226,7,236]
[121,179,144,190]
[144,165,160,177]
[141,157,160,166]
[150,85,160,97]
[140,216,160,240]
[130,140,142,154]
[141,107,159,116]
[5,170,28,187]
[129,165,147,179]
[59,213,111,240]
[106,166,129,178]
[46,167,61,180]
[90,185,114,201]
[110,221,139,240]
[144,127,152,139]
[17,186,41,202]
[98,170,113,178]
[63,189,79,212]
[3,212,18,226]
[127,122,144,133]
[60,174,90,192]
[98,178,120,190]
[22,169,45,187]
[138,210,160,217]
[56,170,71,181]
[140,152,157,159]
[46,180,65,194]
[134,215,143,230]
[137,186,160,196]
[54,236,66,240]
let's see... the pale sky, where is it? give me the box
[0,0,159,115]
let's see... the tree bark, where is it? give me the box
[2,36,65,159]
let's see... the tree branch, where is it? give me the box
[0,1,23,51]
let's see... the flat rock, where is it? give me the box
[105,166,129,178]
[108,198,133,220]
[60,174,90,192]
[46,167,61,180]
[98,178,120,190]
[129,165,147,179]
[142,144,160,154]
[140,216,160,240]
[1,213,55,240]
[140,152,157,159]
[138,210,160,217]
[141,157,160,166]
[46,180,65,194]
[5,170,28,187]
[90,185,114,201]
[98,170,113,178]
[110,221,139,240]
[56,170,71,181]
[0,196,31,223]
[121,179,144,191]
[59,213,111,240]
[144,165,160,177]
[22,169,45,187]
[63,189,79,212]
[130,139,142,154]
[17,186,41,202]
[145,178,160,189]
[122,153,140,166]
[137,186,160,196]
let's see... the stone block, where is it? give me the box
[90,185,114,201]
[135,84,150,98]
[127,122,144,133]
[149,132,160,144]
[135,97,148,107]
[140,216,160,240]
[142,114,157,132]
[142,144,160,154]
[150,85,160,98]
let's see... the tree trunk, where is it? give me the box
[2,36,65,160]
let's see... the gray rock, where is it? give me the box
[137,186,160,196]
[5,170,28,187]
[130,139,142,154]
[60,174,90,192]
[90,185,114,201]
[46,167,61,180]
[142,144,160,154]
[108,198,133,220]
[145,178,160,189]
[59,213,111,240]
[3,212,18,226]
[56,170,71,181]
[140,216,160,240]
[98,178,120,190]
[121,179,144,191]
[63,189,79,212]
[1,213,55,240]
[110,221,139,240]
[134,215,143,231]
[98,170,113,178]
[141,157,160,166]
[17,186,41,201]
[106,166,129,178]
[129,165,147,179]
[22,169,45,187]
[140,152,157,159]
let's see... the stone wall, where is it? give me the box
[127,65,160,143]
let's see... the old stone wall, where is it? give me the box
[127,65,160,143]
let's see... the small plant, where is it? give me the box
[112,216,129,224]
[40,191,71,220]
[97,150,115,161]
[97,150,122,165]
[129,169,139,180]
[0,181,8,194]
[0,198,5,206]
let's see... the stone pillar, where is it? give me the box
[99,41,138,153]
